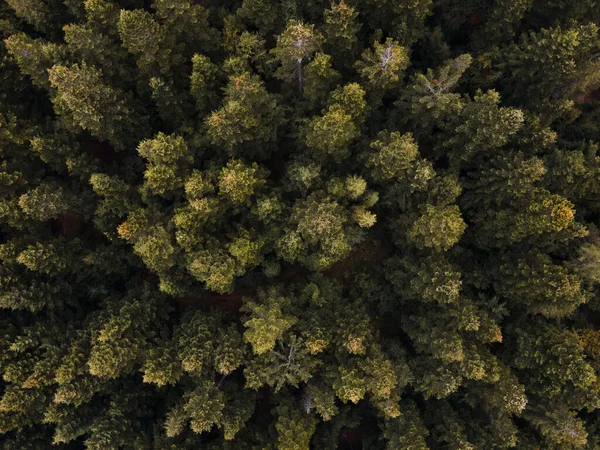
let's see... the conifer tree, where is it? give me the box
[498,23,600,115]
[323,0,360,68]
[48,62,149,149]
[205,72,283,157]
[271,20,324,91]
[356,38,409,91]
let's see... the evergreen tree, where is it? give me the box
[356,38,409,92]
[48,62,149,149]
[271,20,324,91]
[205,72,283,157]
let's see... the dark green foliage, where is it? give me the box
[2,1,600,449]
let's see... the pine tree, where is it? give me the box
[4,33,67,90]
[47,62,149,149]
[498,23,600,115]
[137,132,193,196]
[271,20,324,91]
[304,82,366,161]
[205,72,283,157]
[356,38,409,91]
[407,204,467,251]
[323,0,360,68]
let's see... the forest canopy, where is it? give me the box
[2,0,600,448]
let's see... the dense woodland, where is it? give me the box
[2,0,600,448]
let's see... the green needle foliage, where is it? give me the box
[1,1,600,449]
